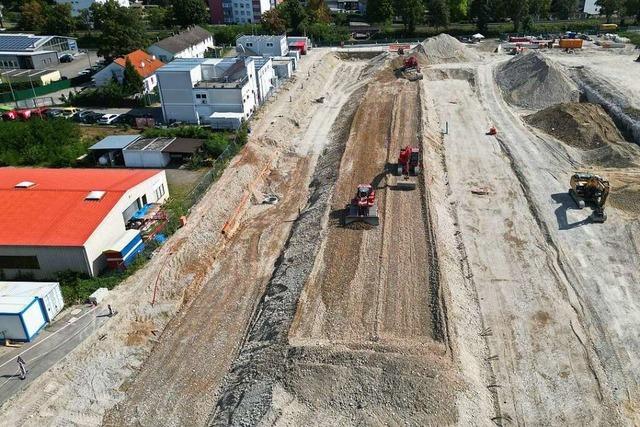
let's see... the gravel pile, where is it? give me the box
[525,102,624,149]
[414,34,481,64]
[496,51,580,110]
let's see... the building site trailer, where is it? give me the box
[0,296,47,342]
[0,281,63,322]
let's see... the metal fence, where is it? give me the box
[184,132,244,210]
[0,79,71,104]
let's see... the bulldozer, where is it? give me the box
[344,184,379,226]
[569,172,610,223]
[395,56,423,81]
[391,145,421,190]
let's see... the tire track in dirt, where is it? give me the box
[290,76,437,344]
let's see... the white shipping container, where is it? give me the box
[0,296,47,342]
[0,282,64,322]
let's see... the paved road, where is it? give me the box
[56,50,102,79]
[0,304,112,407]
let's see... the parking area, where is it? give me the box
[55,51,102,79]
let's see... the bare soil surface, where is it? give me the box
[525,102,625,149]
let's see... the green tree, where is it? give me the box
[427,0,449,28]
[625,0,640,21]
[261,9,287,33]
[122,58,144,95]
[307,0,332,23]
[507,0,530,31]
[449,0,468,21]
[596,0,621,21]
[529,0,551,18]
[169,0,208,27]
[550,0,576,19]
[145,6,170,29]
[366,0,395,24]
[18,0,46,32]
[470,0,491,32]
[278,0,308,32]
[90,0,148,59]
[395,0,425,33]
[44,4,75,35]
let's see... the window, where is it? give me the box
[0,256,40,270]
[246,42,253,47]
[266,42,273,47]
[155,184,166,200]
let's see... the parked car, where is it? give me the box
[77,68,92,76]
[59,54,74,63]
[59,107,79,119]
[2,110,18,121]
[97,113,121,125]
[82,111,104,124]
[46,108,64,118]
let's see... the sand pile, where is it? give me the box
[526,102,624,149]
[414,34,480,64]
[496,52,580,110]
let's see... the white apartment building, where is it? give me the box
[157,57,260,129]
[55,0,130,16]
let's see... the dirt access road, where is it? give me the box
[425,56,640,424]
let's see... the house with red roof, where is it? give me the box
[0,168,169,279]
[93,49,165,93]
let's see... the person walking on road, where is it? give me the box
[17,356,27,380]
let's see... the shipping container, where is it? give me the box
[559,39,584,49]
[0,281,64,322]
[0,296,47,342]
[599,24,618,31]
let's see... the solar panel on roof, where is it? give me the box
[0,35,41,51]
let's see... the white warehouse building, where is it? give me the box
[157,57,260,129]
[0,168,168,279]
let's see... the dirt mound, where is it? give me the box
[525,103,624,149]
[414,34,481,64]
[496,52,580,109]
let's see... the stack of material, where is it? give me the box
[414,34,481,64]
[496,51,580,110]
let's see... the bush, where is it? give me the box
[66,80,148,108]
[0,119,88,167]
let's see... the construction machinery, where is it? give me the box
[569,172,610,223]
[392,145,421,190]
[344,184,379,226]
[395,56,423,81]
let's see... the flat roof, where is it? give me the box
[210,112,244,119]
[89,135,140,151]
[0,282,59,299]
[0,69,58,78]
[0,296,37,314]
[125,137,175,151]
[162,138,204,154]
[0,168,162,246]
[0,51,56,56]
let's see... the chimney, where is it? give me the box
[141,61,145,68]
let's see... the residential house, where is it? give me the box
[148,26,215,63]
[208,0,272,24]
[156,57,259,129]
[92,50,165,93]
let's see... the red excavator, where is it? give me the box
[394,146,421,190]
[344,184,379,226]
[396,56,423,81]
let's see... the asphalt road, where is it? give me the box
[0,304,112,407]
[56,50,102,79]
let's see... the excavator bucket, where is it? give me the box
[344,203,380,226]
[396,175,417,190]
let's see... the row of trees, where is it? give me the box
[15,0,209,35]
[260,0,348,42]
[366,0,640,32]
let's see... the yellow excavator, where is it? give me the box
[569,173,610,223]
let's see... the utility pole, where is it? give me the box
[5,73,18,109]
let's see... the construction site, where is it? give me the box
[2,33,640,426]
